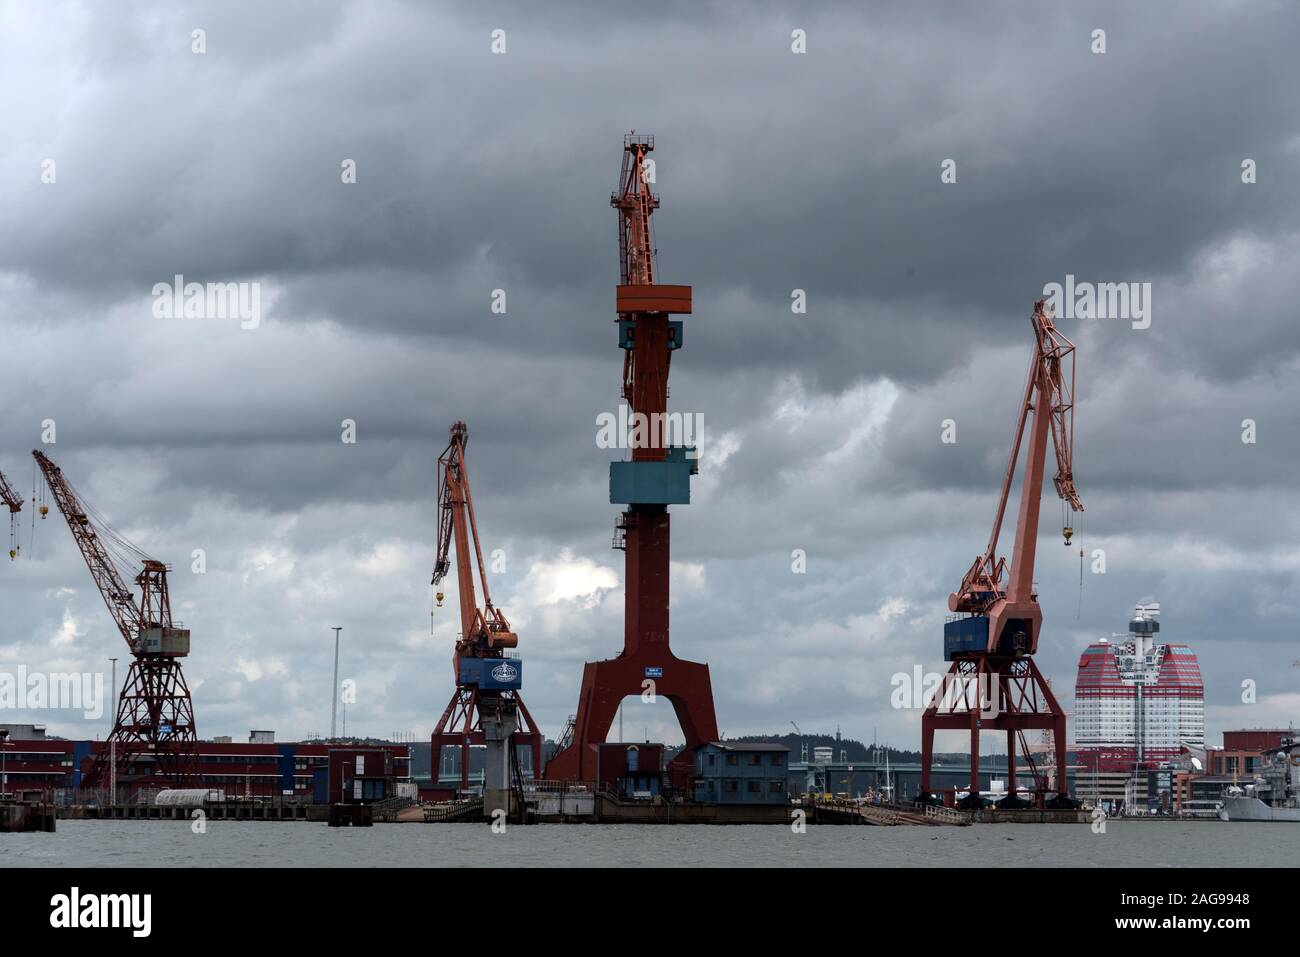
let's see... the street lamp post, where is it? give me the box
[1,729,11,801]
[106,656,120,806]
[330,627,342,740]
[108,657,117,724]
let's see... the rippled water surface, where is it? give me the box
[2,820,1289,867]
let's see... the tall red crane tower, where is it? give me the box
[920,300,1083,809]
[0,469,22,559]
[33,450,198,788]
[430,422,542,804]
[544,134,719,786]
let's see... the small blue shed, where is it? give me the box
[693,741,790,805]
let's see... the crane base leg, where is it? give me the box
[81,657,198,791]
[919,655,1071,807]
[543,653,719,789]
[431,688,541,798]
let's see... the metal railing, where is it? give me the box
[922,803,969,824]
[423,798,482,822]
[553,716,576,755]
[520,780,595,795]
[373,795,419,812]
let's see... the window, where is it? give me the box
[725,753,738,766]
[769,781,784,793]
[707,754,716,767]
[771,754,785,767]
[747,753,762,766]
[724,780,739,792]
[747,780,761,793]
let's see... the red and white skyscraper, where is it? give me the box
[1074,603,1205,772]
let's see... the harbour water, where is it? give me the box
[2,820,1290,867]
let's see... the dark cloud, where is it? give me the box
[1,0,1298,750]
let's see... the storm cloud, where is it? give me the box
[1,0,1297,753]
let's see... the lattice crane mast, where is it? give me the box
[543,133,718,786]
[612,135,662,404]
[32,450,198,788]
[0,469,22,559]
[429,422,540,794]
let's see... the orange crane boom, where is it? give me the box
[920,299,1083,810]
[947,299,1083,656]
[429,421,540,796]
[432,421,517,669]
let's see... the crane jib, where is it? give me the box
[31,449,188,658]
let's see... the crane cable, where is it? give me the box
[1076,507,1085,619]
[32,461,155,594]
[29,460,40,556]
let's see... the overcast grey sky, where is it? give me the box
[1,0,1297,754]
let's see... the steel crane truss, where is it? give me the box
[920,656,1069,808]
[431,687,542,793]
[32,450,198,789]
[97,657,199,783]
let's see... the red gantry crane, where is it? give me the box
[920,300,1083,809]
[544,134,719,787]
[33,450,198,788]
[0,469,22,559]
[430,422,542,802]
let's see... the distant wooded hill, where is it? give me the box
[726,733,987,765]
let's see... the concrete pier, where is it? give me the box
[57,802,314,822]
[480,700,519,821]
[0,802,56,832]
